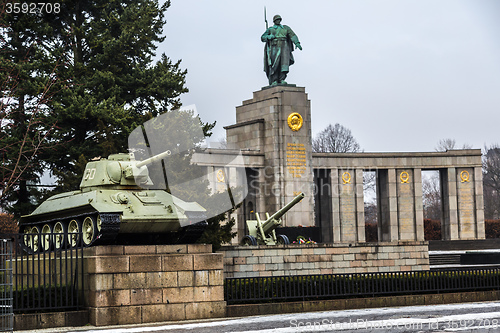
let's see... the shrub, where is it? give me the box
[485,220,500,238]
[365,222,378,242]
[424,219,441,240]
[0,213,18,234]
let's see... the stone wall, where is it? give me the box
[220,242,429,278]
[84,244,225,326]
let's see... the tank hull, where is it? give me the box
[19,188,207,249]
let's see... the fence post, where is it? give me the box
[0,238,14,332]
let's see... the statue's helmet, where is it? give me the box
[273,15,282,22]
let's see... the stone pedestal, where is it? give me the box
[84,244,225,326]
[226,86,314,227]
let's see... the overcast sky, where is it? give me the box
[159,0,500,152]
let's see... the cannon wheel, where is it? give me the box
[277,234,290,245]
[241,235,258,246]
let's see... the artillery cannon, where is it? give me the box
[19,150,207,252]
[241,192,305,246]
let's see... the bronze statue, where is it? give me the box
[261,14,302,86]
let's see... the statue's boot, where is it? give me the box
[279,72,288,85]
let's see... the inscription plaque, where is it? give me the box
[286,142,307,178]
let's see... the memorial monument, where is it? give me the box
[220,13,315,234]
[195,13,485,245]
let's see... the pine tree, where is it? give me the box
[0,2,65,215]
[41,0,190,191]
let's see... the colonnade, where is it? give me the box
[313,150,485,243]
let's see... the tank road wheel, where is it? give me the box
[96,215,102,232]
[67,219,80,248]
[53,222,65,250]
[277,234,290,245]
[30,226,40,253]
[41,224,52,251]
[241,235,258,246]
[82,216,98,247]
[23,227,32,249]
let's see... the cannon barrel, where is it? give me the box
[136,150,172,168]
[269,192,305,221]
[260,192,305,234]
[261,217,282,235]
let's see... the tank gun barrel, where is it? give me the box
[136,150,171,168]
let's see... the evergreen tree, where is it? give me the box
[42,0,190,191]
[0,2,64,215]
[2,0,198,214]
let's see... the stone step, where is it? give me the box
[429,254,461,265]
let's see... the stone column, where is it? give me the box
[413,169,425,241]
[355,169,366,242]
[331,168,341,243]
[396,169,423,241]
[337,168,364,242]
[456,167,478,239]
[474,166,486,239]
[441,168,459,240]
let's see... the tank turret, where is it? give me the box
[19,150,207,252]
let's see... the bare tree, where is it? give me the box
[312,123,361,153]
[422,172,441,220]
[483,144,500,219]
[435,138,472,152]
[363,171,376,197]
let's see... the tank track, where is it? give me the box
[19,211,121,246]
[176,221,208,244]
[21,211,207,247]
[94,213,121,245]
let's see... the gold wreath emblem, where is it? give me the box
[287,112,303,132]
[460,170,470,183]
[342,172,351,184]
[216,169,225,182]
[400,171,410,183]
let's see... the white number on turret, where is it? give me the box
[84,168,97,180]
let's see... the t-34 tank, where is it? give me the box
[19,151,208,251]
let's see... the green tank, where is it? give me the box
[19,151,207,251]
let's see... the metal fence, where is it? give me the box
[2,232,85,313]
[0,239,13,332]
[225,268,500,305]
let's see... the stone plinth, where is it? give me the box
[226,86,314,227]
[84,244,225,326]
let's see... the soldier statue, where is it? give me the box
[261,14,302,86]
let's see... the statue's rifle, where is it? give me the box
[264,6,271,67]
[264,6,268,29]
